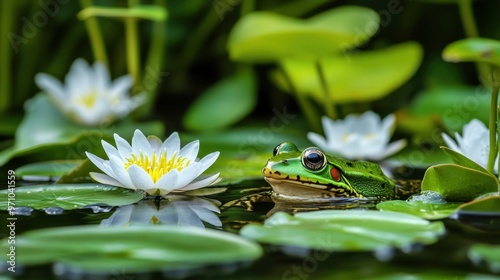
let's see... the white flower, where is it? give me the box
[307,111,406,161]
[35,58,145,126]
[86,129,220,196]
[100,195,222,228]
[442,119,497,172]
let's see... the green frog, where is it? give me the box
[263,142,420,201]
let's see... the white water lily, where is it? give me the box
[307,111,406,161]
[86,129,220,196]
[35,58,145,126]
[442,119,497,172]
[100,196,221,228]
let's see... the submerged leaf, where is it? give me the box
[0,225,262,273]
[0,184,144,210]
[228,6,379,62]
[421,164,499,202]
[240,210,445,252]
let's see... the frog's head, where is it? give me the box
[262,142,395,200]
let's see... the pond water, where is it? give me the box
[1,179,500,280]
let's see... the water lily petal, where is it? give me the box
[191,206,222,227]
[161,132,181,156]
[34,74,67,108]
[93,61,111,93]
[370,139,407,161]
[89,172,133,190]
[176,173,220,191]
[154,170,179,194]
[86,152,113,176]
[179,140,200,163]
[147,135,163,152]
[174,205,205,228]
[100,205,134,227]
[101,140,122,160]
[128,165,155,190]
[442,133,461,153]
[114,133,132,160]
[175,162,203,188]
[197,151,220,173]
[109,75,133,99]
[132,129,153,157]
[307,132,329,151]
[108,155,135,189]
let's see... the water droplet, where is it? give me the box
[12,206,34,216]
[408,190,446,204]
[82,204,114,214]
[44,207,64,215]
[373,246,394,261]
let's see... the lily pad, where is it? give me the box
[228,6,379,62]
[15,160,82,181]
[455,192,500,214]
[272,42,422,103]
[0,184,144,210]
[0,225,263,273]
[183,68,257,131]
[240,210,445,252]
[421,164,499,202]
[469,244,500,273]
[377,200,461,220]
[443,37,500,67]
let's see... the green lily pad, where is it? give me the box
[0,184,144,210]
[469,244,500,273]
[15,160,82,181]
[442,147,494,175]
[456,193,500,213]
[272,42,423,103]
[240,210,445,252]
[0,94,163,167]
[228,6,379,62]
[183,68,257,131]
[443,37,500,67]
[421,164,499,202]
[377,200,461,220]
[0,225,263,273]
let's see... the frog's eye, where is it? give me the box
[301,148,326,171]
[273,142,299,156]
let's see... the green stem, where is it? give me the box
[457,0,490,85]
[497,105,500,177]
[79,0,109,67]
[0,0,14,114]
[138,0,167,117]
[125,0,141,90]
[278,64,321,132]
[487,68,499,174]
[315,61,337,119]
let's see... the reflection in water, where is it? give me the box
[100,195,222,228]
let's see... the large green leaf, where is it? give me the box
[240,210,445,252]
[456,192,500,213]
[0,225,262,273]
[183,69,257,131]
[15,160,81,181]
[228,6,379,63]
[443,37,500,67]
[0,184,144,210]
[0,94,164,167]
[441,147,494,175]
[421,164,499,202]
[377,200,461,220]
[273,42,423,103]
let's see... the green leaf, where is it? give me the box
[443,37,500,67]
[15,160,81,181]
[441,147,493,175]
[410,86,490,132]
[78,5,167,21]
[183,69,257,131]
[228,6,379,63]
[0,184,144,210]
[469,244,500,273]
[0,94,164,167]
[421,164,499,202]
[456,192,500,213]
[273,42,423,103]
[240,210,445,251]
[377,200,461,220]
[0,225,262,273]
[56,159,99,184]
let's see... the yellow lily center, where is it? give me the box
[124,150,190,183]
[79,91,98,108]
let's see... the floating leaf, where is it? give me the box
[228,6,379,62]
[377,200,461,220]
[273,42,423,103]
[469,244,500,273]
[240,210,445,252]
[0,225,262,273]
[183,69,257,131]
[456,192,500,213]
[15,160,81,181]
[443,37,500,67]
[421,164,499,201]
[56,159,98,184]
[441,147,494,175]
[0,184,144,210]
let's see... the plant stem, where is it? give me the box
[0,0,14,114]
[315,61,337,119]
[79,0,109,67]
[279,64,321,132]
[125,0,141,91]
[457,0,490,85]
[497,105,500,178]
[487,67,499,174]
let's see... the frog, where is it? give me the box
[263,141,420,201]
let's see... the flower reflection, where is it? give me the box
[100,195,222,228]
